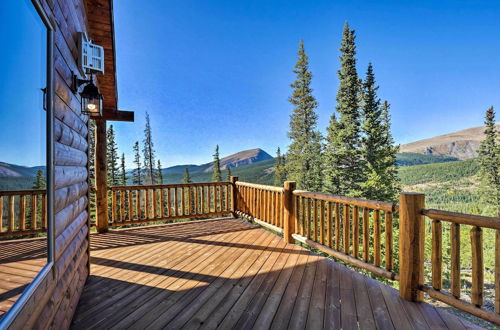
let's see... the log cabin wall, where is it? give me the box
[9,0,93,328]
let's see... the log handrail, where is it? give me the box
[293,190,396,212]
[0,189,47,238]
[106,182,232,226]
[292,189,398,280]
[420,206,500,325]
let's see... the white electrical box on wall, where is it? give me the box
[78,32,105,75]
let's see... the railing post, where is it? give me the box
[230,176,239,218]
[399,192,425,302]
[283,181,296,243]
[95,119,109,233]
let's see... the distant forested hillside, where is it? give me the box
[396,152,459,166]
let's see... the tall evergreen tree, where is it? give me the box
[274,147,286,186]
[183,167,192,183]
[478,107,500,216]
[226,166,232,181]
[132,141,142,185]
[324,22,364,197]
[212,145,222,182]
[286,40,323,191]
[106,125,119,185]
[142,112,156,184]
[360,64,399,201]
[157,159,164,184]
[32,169,46,189]
[120,153,127,185]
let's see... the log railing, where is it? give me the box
[234,181,285,233]
[0,189,47,238]
[291,190,398,280]
[107,182,232,227]
[419,208,500,325]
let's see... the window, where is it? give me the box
[0,0,54,323]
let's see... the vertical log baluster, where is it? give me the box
[335,203,341,251]
[319,200,325,245]
[450,223,461,298]
[146,189,151,219]
[19,195,26,231]
[363,208,369,262]
[343,204,350,255]
[495,229,500,314]
[152,189,157,218]
[471,226,483,307]
[174,188,179,217]
[120,191,126,221]
[8,196,14,232]
[312,199,318,242]
[431,219,442,290]
[42,194,47,229]
[301,197,306,236]
[182,187,186,216]
[212,186,216,213]
[201,186,205,215]
[219,185,223,213]
[385,211,393,271]
[136,190,142,219]
[374,209,381,267]
[226,184,230,212]
[128,190,133,220]
[31,194,37,230]
[160,189,165,218]
[352,206,359,258]
[327,202,332,248]
[306,199,312,239]
[112,191,117,223]
[0,196,3,232]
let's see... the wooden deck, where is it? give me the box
[0,237,46,317]
[69,218,481,329]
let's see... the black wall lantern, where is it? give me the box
[72,73,103,117]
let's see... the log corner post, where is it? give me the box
[283,181,296,243]
[399,192,425,302]
[95,119,109,233]
[230,176,239,218]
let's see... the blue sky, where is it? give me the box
[1,1,499,167]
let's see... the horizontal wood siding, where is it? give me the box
[8,0,91,328]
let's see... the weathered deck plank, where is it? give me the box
[66,217,485,329]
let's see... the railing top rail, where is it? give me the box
[235,181,285,193]
[422,208,500,230]
[0,189,46,196]
[293,190,396,212]
[109,181,231,191]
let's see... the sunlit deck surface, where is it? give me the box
[0,237,45,317]
[70,218,480,329]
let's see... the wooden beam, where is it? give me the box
[94,119,108,233]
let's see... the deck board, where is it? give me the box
[68,217,484,329]
[0,237,46,317]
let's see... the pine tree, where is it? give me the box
[478,107,500,216]
[274,147,286,186]
[212,145,222,182]
[183,167,192,183]
[132,141,142,185]
[142,112,156,184]
[286,40,323,191]
[360,64,399,201]
[106,125,119,186]
[157,159,164,184]
[226,166,232,181]
[32,169,46,189]
[324,22,364,197]
[120,153,127,185]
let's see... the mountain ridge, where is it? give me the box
[400,123,499,160]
